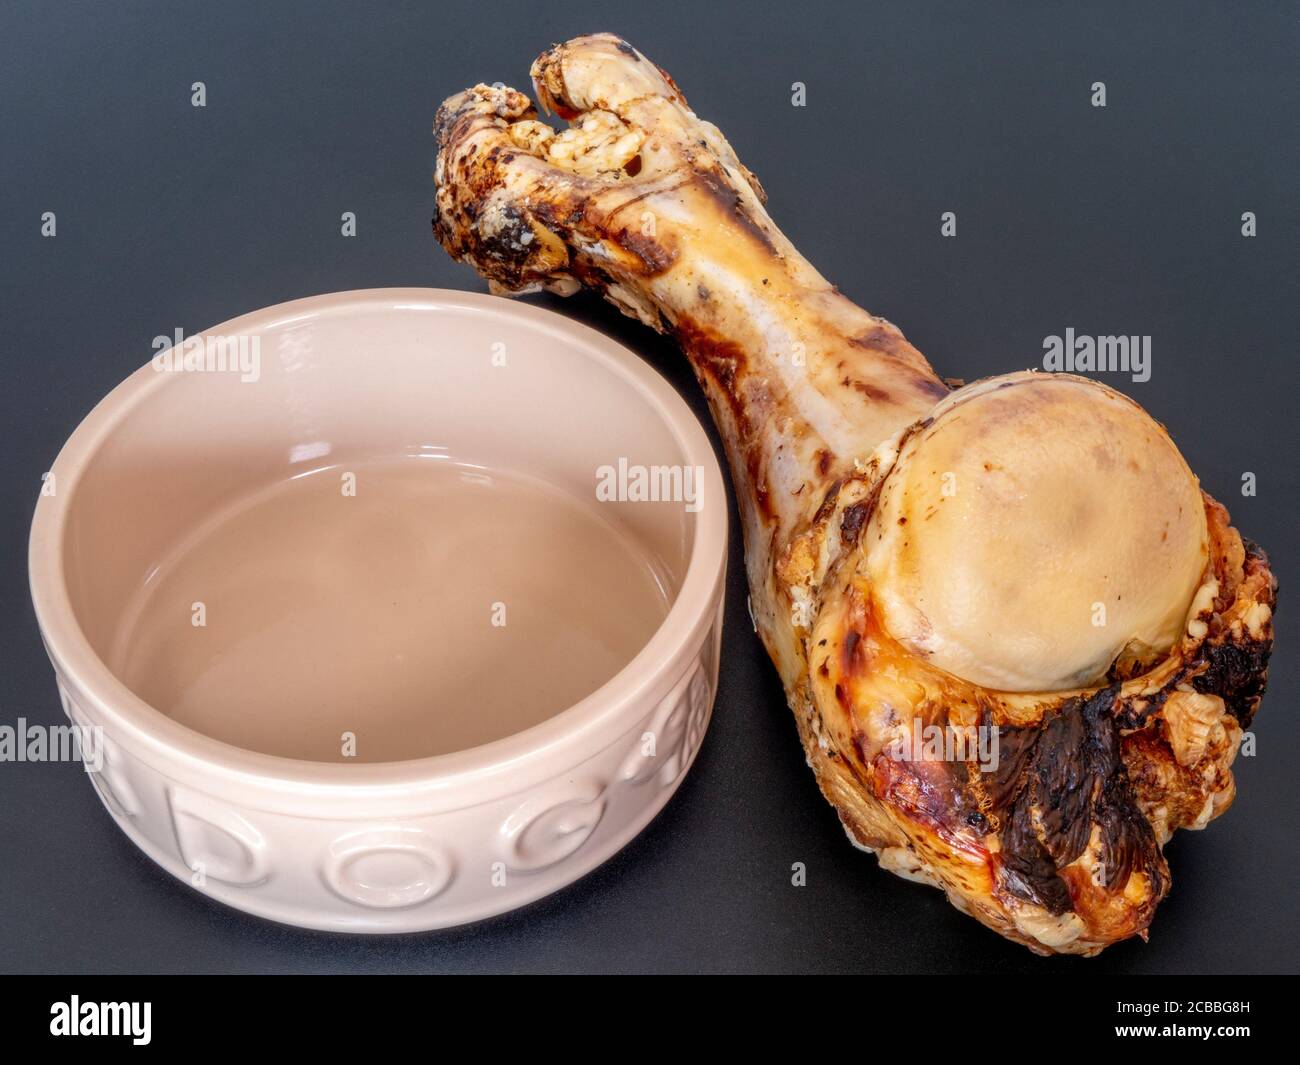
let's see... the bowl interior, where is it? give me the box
[55,293,704,764]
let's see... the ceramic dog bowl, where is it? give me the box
[29,288,727,932]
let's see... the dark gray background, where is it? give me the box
[1,0,1295,974]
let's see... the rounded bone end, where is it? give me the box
[865,372,1209,693]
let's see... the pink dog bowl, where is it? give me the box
[29,289,727,931]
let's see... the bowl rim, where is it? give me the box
[28,288,728,801]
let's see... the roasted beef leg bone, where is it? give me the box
[432,33,1277,955]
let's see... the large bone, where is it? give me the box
[432,33,1276,954]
